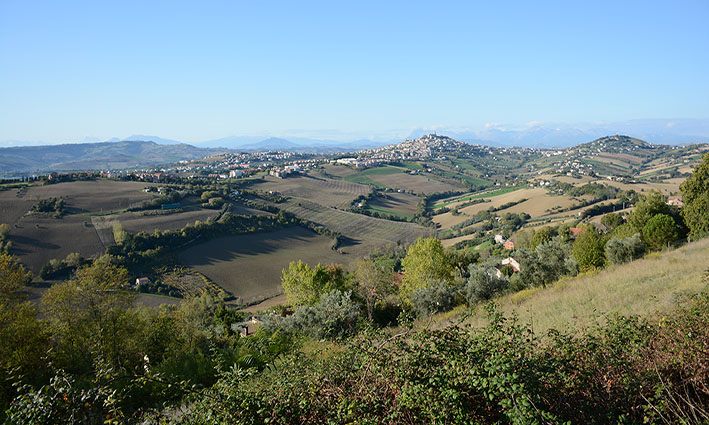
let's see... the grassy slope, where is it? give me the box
[438,238,709,334]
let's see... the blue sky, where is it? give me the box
[1,0,708,143]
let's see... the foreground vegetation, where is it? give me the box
[1,244,706,423]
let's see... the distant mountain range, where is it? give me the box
[3,123,709,176]
[0,141,223,176]
[407,119,709,147]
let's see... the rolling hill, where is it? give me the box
[0,140,224,175]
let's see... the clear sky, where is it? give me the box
[1,0,708,143]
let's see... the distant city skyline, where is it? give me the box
[1,1,708,144]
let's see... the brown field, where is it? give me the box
[589,155,633,170]
[20,180,157,213]
[135,293,183,308]
[596,152,643,164]
[551,175,595,185]
[269,198,434,257]
[593,179,682,195]
[118,208,221,234]
[9,215,105,273]
[368,192,419,215]
[369,173,460,194]
[441,233,480,248]
[434,188,544,230]
[250,174,370,208]
[0,189,36,225]
[315,164,357,179]
[496,192,579,217]
[179,226,346,304]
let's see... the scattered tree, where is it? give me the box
[643,213,678,250]
[400,238,453,302]
[680,152,709,238]
[281,261,346,306]
[572,225,606,271]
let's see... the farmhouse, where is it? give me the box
[494,234,506,244]
[500,257,521,273]
[504,240,515,250]
[135,277,151,286]
[667,196,684,207]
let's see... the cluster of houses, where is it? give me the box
[269,165,305,178]
[494,234,515,250]
[333,157,382,168]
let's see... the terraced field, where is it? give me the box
[270,198,434,257]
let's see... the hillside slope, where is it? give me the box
[0,140,223,175]
[455,238,709,333]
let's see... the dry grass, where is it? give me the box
[460,238,709,334]
[597,179,682,195]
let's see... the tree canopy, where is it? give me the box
[400,238,453,302]
[281,261,346,306]
[680,152,709,238]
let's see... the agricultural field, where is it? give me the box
[433,187,547,231]
[178,226,346,305]
[495,191,580,217]
[117,208,222,234]
[249,174,370,208]
[365,192,419,219]
[267,198,434,257]
[0,189,36,224]
[8,215,104,273]
[365,172,461,194]
[592,179,682,195]
[19,180,157,213]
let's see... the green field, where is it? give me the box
[364,204,414,219]
[343,166,404,187]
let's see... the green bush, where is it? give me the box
[643,213,678,250]
[464,266,508,304]
[411,280,458,317]
[605,234,646,264]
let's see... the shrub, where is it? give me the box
[410,280,457,317]
[605,234,646,264]
[464,266,508,304]
[261,290,360,340]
